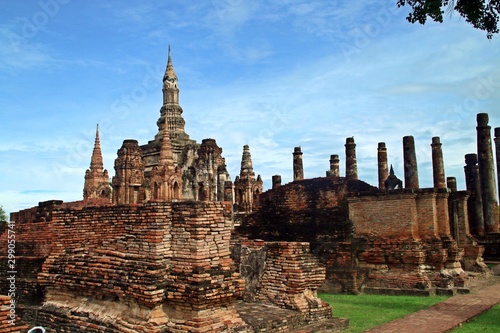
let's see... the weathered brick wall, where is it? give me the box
[0,201,58,305]
[0,295,30,332]
[238,177,487,293]
[38,203,172,307]
[233,241,332,323]
[165,202,248,332]
[30,202,249,333]
[239,177,376,244]
[347,189,451,239]
[348,190,474,291]
[348,191,419,238]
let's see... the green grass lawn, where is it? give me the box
[451,304,500,332]
[319,293,449,333]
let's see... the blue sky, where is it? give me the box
[1,0,499,216]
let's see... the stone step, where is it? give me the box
[236,301,344,333]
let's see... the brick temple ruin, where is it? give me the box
[238,113,499,294]
[1,49,500,332]
[0,50,338,332]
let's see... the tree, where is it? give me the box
[0,206,7,222]
[397,0,500,38]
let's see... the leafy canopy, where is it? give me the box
[0,206,7,222]
[397,0,500,38]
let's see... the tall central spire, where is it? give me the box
[155,45,194,160]
[90,124,104,171]
[162,44,179,105]
[163,45,178,84]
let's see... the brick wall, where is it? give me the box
[347,190,477,291]
[0,295,30,332]
[29,202,249,332]
[238,177,489,293]
[0,201,59,306]
[348,191,419,238]
[233,241,333,323]
[239,177,376,244]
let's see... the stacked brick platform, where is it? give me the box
[165,202,249,332]
[0,296,29,333]
[35,203,172,332]
[233,241,334,327]
[31,201,249,332]
[2,198,344,332]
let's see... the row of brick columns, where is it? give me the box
[285,113,500,236]
[376,113,500,235]
[476,113,499,234]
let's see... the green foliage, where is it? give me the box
[452,305,500,332]
[319,293,448,333]
[397,0,500,39]
[0,206,7,221]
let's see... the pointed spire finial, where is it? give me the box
[89,124,104,171]
[240,145,255,179]
[389,164,395,175]
[164,44,177,82]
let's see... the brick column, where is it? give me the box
[447,177,457,192]
[293,147,304,181]
[327,154,340,177]
[403,136,419,189]
[495,127,500,206]
[377,142,388,189]
[464,153,485,236]
[431,137,446,189]
[345,137,358,180]
[448,191,471,247]
[436,190,451,237]
[476,113,499,233]
[272,175,282,189]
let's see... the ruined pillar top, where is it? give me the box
[403,135,419,189]
[293,147,304,181]
[377,142,388,189]
[345,137,358,180]
[328,154,340,177]
[447,177,457,192]
[403,135,414,142]
[272,175,282,189]
[477,113,489,126]
[465,153,478,165]
[495,127,500,138]
[431,136,441,145]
